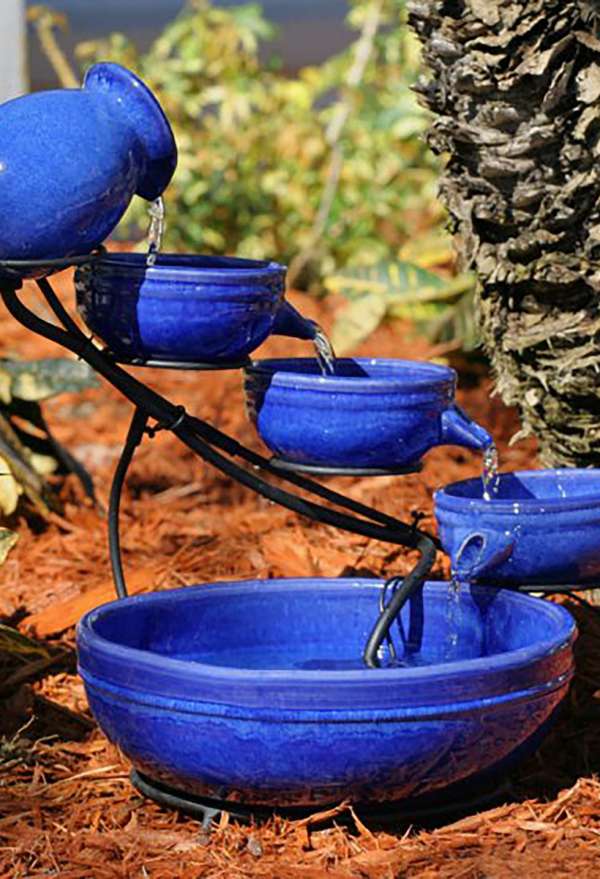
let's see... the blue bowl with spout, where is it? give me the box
[244,358,492,470]
[435,469,600,585]
[77,578,575,807]
[76,253,316,365]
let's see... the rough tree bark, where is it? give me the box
[408,0,600,466]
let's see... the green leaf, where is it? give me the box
[0,359,99,403]
[0,621,48,659]
[331,292,387,354]
[328,259,476,352]
[425,288,480,352]
[325,261,451,303]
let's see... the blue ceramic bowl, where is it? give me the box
[77,578,575,806]
[244,358,492,470]
[436,469,600,585]
[76,253,315,364]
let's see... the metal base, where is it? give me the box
[130,769,509,830]
[113,355,251,371]
[270,457,423,477]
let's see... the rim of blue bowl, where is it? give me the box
[245,358,457,394]
[77,578,575,712]
[88,252,286,287]
[435,468,600,514]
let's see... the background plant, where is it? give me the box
[0,358,98,563]
[30,0,478,352]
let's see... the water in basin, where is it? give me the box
[90,580,553,672]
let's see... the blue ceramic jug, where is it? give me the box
[0,63,177,270]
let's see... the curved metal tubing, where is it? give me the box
[1,275,437,665]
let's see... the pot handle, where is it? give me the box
[452,530,514,581]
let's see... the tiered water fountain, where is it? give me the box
[0,65,580,824]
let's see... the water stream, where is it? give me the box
[445,441,500,657]
[146,196,165,266]
[482,441,500,501]
[312,324,337,376]
[443,575,462,661]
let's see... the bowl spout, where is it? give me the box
[451,530,515,581]
[271,300,317,341]
[441,404,493,452]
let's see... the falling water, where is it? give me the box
[443,441,500,657]
[444,574,462,661]
[146,196,165,266]
[312,324,337,376]
[482,441,500,501]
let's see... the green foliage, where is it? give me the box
[326,261,477,353]
[75,0,442,279]
[30,0,476,351]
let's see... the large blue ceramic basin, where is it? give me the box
[77,578,575,806]
[244,358,492,470]
[76,253,314,364]
[436,469,600,585]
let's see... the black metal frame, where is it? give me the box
[129,768,510,828]
[4,254,599,825]
[1,256,595,668]
[0,260,440,667]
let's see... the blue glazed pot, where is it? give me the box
[0,63,177,270]
[76,253,316,364]
[244,358,493,469]
[77,578,575,806]
[436,469,600,585]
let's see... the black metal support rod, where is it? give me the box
[39,272,428,538]
[0,279,435,662]
[108,407,148,598]
[362,533,437,667]
[29,280,431,544]
[38,278,435,540]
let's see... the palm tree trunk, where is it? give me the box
[409,0,600,466]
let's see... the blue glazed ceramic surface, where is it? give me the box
[77,578,575,806]
[436,468,600,584]
[244,358,492,469]
[76,253,316,363]
[0,63,176,269]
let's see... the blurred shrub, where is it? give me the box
[31,0,476,350]
[75,0,443,277]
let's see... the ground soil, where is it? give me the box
[0,270,599,878]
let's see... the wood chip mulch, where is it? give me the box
[0,271,599,877]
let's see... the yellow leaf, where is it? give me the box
[0,528,18,566]
[331,294,387,354]
[0,455,22,516]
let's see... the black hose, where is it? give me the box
[108,408,148,598]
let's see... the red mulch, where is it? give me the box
[0,270,599,877]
